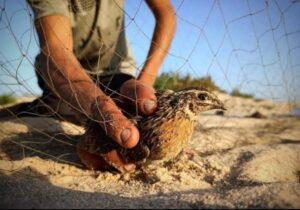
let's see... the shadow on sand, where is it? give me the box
[0,117,84,167]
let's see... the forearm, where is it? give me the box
[33,14,140,151]
[138,0,177,86]
[39,48,106,117]
[35,15,110,118]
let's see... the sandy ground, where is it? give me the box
[0,93,299,208]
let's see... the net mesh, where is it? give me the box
[0,0,299,170]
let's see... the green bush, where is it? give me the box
[0,94,17,105]
[230,88,254,99]
[154,72,224,92]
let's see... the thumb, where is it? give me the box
[140,98,157,115]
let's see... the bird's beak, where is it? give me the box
[220,105,227,111]
[217,104,227,111]
[214,100,227,110]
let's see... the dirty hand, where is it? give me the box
[120,79,158,116]
[80,95,140,172]
[91,94,140,149]
[81,80,157,172]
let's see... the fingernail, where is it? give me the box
[143,99,156,113]
[121,128,131,144]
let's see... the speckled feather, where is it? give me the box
[78,87,225,170]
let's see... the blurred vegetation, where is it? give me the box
[230,88,254,99]
[0,75,254,107]
[154,73,255,99]
[154,72,225,92]
[0,94,17,105]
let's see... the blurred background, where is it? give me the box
[0,0,299,103]
[0,2,300,207]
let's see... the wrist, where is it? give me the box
[138,70,157,87]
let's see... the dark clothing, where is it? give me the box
[0,73,134,125]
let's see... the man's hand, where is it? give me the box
[91,94,140,149]
[120,79,158,116]
[35,15,140,150]
[33,0,176,172]
[80,81,157,173]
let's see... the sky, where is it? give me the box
[0,0,299,102]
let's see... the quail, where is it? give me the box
[77,87,226,173]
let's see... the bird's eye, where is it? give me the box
[198,93,208,101]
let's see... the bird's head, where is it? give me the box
[168,87,226,118]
